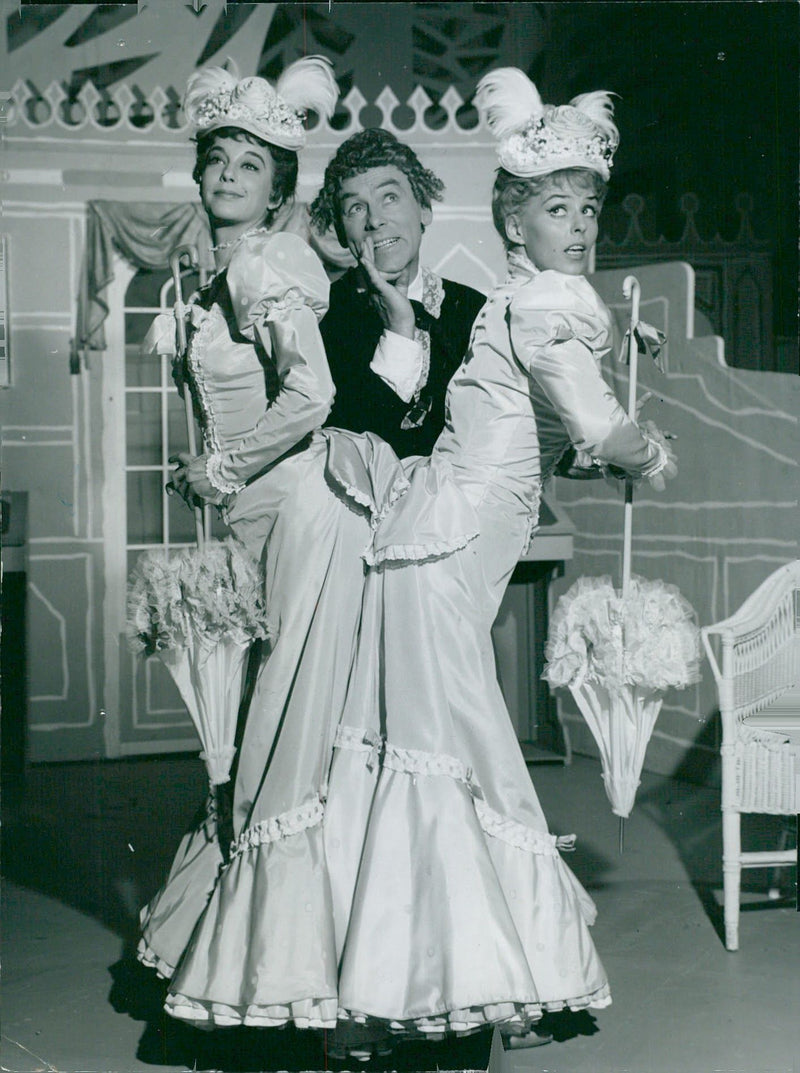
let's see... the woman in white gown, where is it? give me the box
[319,69,675,1051]
[136,59,391,1030]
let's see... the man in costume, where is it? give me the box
[309,128,485,458]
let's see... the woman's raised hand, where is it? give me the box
[641,421,678,491]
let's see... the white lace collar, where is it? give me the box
[357,264,445,320]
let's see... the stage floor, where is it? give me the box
[2,753,798,1073]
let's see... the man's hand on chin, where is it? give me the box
[351,237,416,339]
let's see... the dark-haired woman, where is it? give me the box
[137,61,378,1033]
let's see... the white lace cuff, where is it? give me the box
[258,286,306,323]
[370,330,425,404]
[205,453,245,496]
[592,436,668,481]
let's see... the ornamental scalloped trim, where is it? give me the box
[4,77,485,138]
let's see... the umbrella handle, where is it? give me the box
[621,276,641,598]
[169,245,205,548]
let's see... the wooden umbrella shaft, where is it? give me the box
[170,246,205,548]
[621,276,641,600]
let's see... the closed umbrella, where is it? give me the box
[127,245,269,793]
[544,277,700,848]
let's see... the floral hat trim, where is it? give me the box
[183,57,338,152]
[475,68,619,181]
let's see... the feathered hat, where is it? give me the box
[183,56,338,152]
[474,68,619,181]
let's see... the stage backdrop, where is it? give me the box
[1,2,796,783]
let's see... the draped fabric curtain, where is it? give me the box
[78,200,212,354]
[76,198,352,358]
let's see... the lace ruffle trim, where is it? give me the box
[338,978,612,1039]
[411,325,432,397]
[476,799,574,857]
[187,308,224,461]
[252,286,306,323]
[137,937,176,980]
[364,530,479,568]
[420,266,445,319]
[334,726,570,858]
[369,473,411,529]
[334,725,481,794]
[229,795,324,858]
[165,992,339,1030]
[162,981,610,1033]
[325,463,410,530]
[206,452,245,496]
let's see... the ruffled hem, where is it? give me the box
[325,727,609,1024]
[322,431,482,567]
[321,428,409,522]
[165,993,340,1030]
[339,980,612,1040]
[364,530,478,567]
[137,800,225,981]
[367,457,481,567]
[137,937,176,980]
[161,800,341,1029]
[145,754,608,1031]
[164,981,612,1036]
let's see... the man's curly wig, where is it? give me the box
[309,128,445,234]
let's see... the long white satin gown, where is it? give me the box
[321,247,666,1038]
[137,230,382,1029]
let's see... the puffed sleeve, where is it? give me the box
[206,231,335,494]
[510,272,665,479]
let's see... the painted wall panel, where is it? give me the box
[26,550,105,761]
[4,214,76,314]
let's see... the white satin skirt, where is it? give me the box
[138,434,376,1028]
[323,438,611,1038]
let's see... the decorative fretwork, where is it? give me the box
[2,76,486,138]
[411,3,524,115]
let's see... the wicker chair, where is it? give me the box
[701,560,800,951]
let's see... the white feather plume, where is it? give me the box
[570,91,619,147]
[183,66,237,129]
[275,55,338,123]
[474,67,544,137]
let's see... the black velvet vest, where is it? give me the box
[321,267,485,459]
